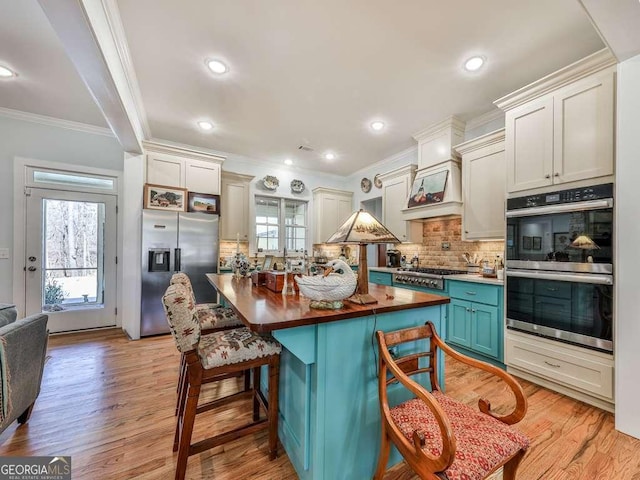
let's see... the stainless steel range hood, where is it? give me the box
[402,117,465,220]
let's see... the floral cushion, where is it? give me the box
[198,327,281,369]
[389,391,529,480]
[162,283,201,353]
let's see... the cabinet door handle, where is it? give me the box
[471,309,476,313]
[466,291,477,295]
[545,174,551,179]
[546,287,558,292]
[465,308,471,312]
[544,360,561,368]
[554,172,560,177]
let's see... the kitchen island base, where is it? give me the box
[268,305,446,480]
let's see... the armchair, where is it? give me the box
[0,304,49,435]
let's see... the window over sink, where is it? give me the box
[255,196,307,253]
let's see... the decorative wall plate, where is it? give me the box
[374,174,382,189]
[361,177,372,193]
[291,179,305,193]
[262,175,279,190]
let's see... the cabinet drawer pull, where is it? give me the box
[544,360,561,368]
[546,287,558,292]
[465,291,477,296]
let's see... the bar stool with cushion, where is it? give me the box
[170,272,243,330]
[162,283,282,480]
[374,322,529,480]
[170,272,247,415]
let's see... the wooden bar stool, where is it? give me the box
[374,322,529,480]
[170,273,247,415]
[162,283,281,480]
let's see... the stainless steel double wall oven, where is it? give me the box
[505,183,613,352]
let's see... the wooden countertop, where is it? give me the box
[206,274,450,333]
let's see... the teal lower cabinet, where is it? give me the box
[266,304,446,480]
[447,280,504,368]
[368,270,393,286]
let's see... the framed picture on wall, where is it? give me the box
[262,255,274,271]
[143,184,187,212]
[522,236,532,250]
[187,192,220,214]
[554,232,570,252]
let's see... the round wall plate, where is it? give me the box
[361,177,372,193]
[374,174,382,189]
[291,179,305,193]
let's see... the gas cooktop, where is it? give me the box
[393,267,466,290]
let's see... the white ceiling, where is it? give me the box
[0,0,108,127]
[1,0,608,175]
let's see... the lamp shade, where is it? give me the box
[325,210,400,244]
[570,235,600,250]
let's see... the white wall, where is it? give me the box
[222,151,349,253]
[0,115,124,305]
[615,53,640,439]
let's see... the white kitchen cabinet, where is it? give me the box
[144,142,224,195]
[495,50,616,194]
[506,330,613,411]
[378,165,422,243]
[455,129,506,240]
[312,187,353,244]
[220,172,254,241]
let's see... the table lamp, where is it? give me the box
[326,209,400,304]
[570,234,600,262]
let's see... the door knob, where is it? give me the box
[28,266,37,272]
[29,256,36,262]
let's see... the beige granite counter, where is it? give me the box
[368,266,401,274]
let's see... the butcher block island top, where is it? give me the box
[206,273,450,333]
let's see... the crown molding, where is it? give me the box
[377,163,417,181]
[142,139,226,163]
[412,115,466,142]
[464,109,504,132]
[454,128,505,155]
[348,145,418,178]
[0,107,114,137]
[494,48,617,111]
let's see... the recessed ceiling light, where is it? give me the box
[371,121,385,131]
[198,121,213,131]
[206,59,228,74]
[284,158,293,166]
[464,56,485,72]
[0,65,16,78]
[324,152,336,161]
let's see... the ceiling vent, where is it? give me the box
[298,145,314,152]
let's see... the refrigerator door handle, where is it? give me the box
[174,248,182,272]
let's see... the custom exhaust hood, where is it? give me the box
[402,117,465,220]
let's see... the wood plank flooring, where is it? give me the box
[1,328,639,479]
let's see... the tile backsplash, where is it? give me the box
[397,217,504,270]
[225,217,504,271]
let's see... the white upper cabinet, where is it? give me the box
[312,187,353,244]
[378,165,422,243]
[144,141,224,195]
[495,49,616,194]
[455,129,506,241]
[220,172,254,241]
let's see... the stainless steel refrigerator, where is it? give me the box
[141,210,219,336]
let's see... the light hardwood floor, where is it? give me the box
[1,328,639,479]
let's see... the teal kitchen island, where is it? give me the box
[206,274,450,480]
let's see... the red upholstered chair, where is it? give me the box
[374,322,529,480]
[162,283,281,480]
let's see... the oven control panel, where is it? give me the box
[507,183,613,210]
[392,274,444,290]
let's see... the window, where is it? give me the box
[255,196,307,253]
